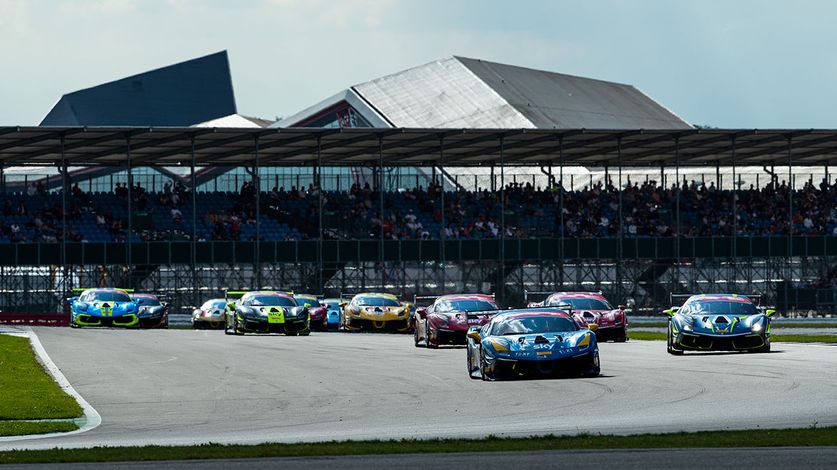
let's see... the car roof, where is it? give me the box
[84,288,130,295]
[246,291,294,299]
[132,293,158,299]
[438,294,495,302]
[494,308,572,320]
[354,293,398,299]
[686,294,753,304]
[294,294,318,299]
[548,292,607,300]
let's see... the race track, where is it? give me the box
[3,327,837,450]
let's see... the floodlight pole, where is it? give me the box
[558,135,564,290]
[317,135,323,291]
[60,134,67,291]
[191,136,198,306]
[254,134,261,289]
[499,135,505,304]
[617,136,623,302]
[126,134,133,290]
[379,135,385,288]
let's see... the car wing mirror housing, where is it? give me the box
[588,323,599,332]
[466,327,481,341]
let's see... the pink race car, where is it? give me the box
[530,292,628,342]
[414,294,499,348]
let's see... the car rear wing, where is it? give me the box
[523,290,554,306]
[413,295,439,308]
[465,309,506,320]
[225,291,248,302]
[71,287,134,294]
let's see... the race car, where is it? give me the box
[414,294,499,348]
[664,294,774,355]
[320,298,342,330]
[68,288,140,328]
[527,291,628,342]
[132,293,169,329]
[294,294,329,331]
[466,308,600,380]
[192,298,228,329]
[339,293,410,332]
[224,291,310,336]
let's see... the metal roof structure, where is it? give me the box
[275,57,691,130]
[0,127,834,168]
[40,51,237,127]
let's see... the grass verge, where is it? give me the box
[628,331,837,343]
[0,335,82,421]
[0,421,78,437]
[1,426,836,464]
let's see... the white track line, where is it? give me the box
[0,327,102,443]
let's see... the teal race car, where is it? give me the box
[68,288,139,328]
[466,308,600,380]
[665,294,775,355]
[224,291,310,336]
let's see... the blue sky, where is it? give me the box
[2,0,836,127]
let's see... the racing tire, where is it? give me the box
[479,350,491,381]
[466,346,480,380]
[667,325,683,355]
[299,329,310,337]
[233,316,244,336]
[426,326,438,349]
[614,327,628,343]
[414,321,422,347]
[69,321,80,329]
[754,336,771,353]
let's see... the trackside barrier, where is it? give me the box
[0,313,70,326]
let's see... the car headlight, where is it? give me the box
[488,338,510,352]
[751,319,764,332]
[577,333,591,348]
[682,322,692,332]
[77,303,88,312]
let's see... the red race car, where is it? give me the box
[413,294,499,348]
[529,291,628,342]
[294,294,329,331]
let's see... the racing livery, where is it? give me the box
[414,294,499,347]
[320,298,342,330]
[224,291,310,336]
[295,294,329,331]
[133,293,169,329]
[665,294,774,355]
[340,293,410,332]
[68,288,139,328]
[466,308,600,380]
[192,298,228,329]
[528,291,628,342]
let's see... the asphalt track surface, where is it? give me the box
[2,328,837,451]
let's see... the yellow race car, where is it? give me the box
[340,293,411,332]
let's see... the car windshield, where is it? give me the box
[356,296,400,307]
[250,295,296,307]
[688,300,759,316]
[295,296,318,306]
[442,299,498,313]
[86,292,131,303]
[202,300,227,309]
[322,300,340,309]
[547,297,611,310]
[135,297,160,306]
[492,316,579,335]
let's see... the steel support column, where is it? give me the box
[617,136,623,302]
[787,135,793,310]
[126,134,133,289]
[379,136,385,287]
[499,135,506,303]
[317,136,323,291]
[60,134,67,292]
[254,135,261,289]
[191,136,198,305]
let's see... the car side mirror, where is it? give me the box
[227,302,236,310]
[663,307,679,317]
[466,327,481,341]
[67,297,78,303]
[588,323,599,332]
[417,307,427,319]
[162,302,169,308]
[304,303,312,308]
[136,299,145,305]
[339,302,347,308]
[765,309,776,317]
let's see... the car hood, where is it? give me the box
[483,330,595,359]
[677,314,766,335]
[80,301,135,317]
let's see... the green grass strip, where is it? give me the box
[1,426,836,464]
[0,335,82,420]
[0,421,78,437]
[629,331,837,343]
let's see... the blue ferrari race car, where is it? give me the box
[68,288,139,328]
[665,294,775,354]
[466,308,600,380]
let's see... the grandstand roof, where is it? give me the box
[40,51,237,127]
[0,127,834,168]
[275,57,691,130]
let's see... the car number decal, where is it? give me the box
[268,310,283,324]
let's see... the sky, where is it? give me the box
[2,0,837,128]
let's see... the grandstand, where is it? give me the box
[3,54,837,318]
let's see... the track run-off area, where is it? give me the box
[2,327,837,451]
